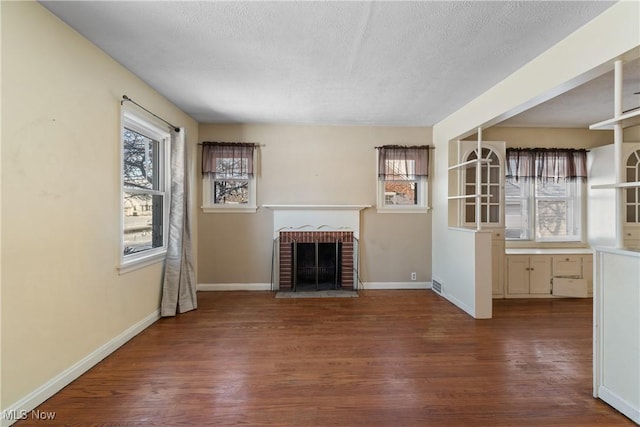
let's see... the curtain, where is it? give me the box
[377,145,430,179]
[506,148,587,182]
[161,128,197,317]
[202,142,255,177]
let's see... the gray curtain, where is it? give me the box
[376,145,430,180]
[506,148,588,183]
[161,128,197,316]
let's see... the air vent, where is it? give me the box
[432,279,443,295]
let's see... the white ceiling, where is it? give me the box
[41,1,638,128]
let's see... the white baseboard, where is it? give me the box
[360,281,432,290]
[197,283,272,291]
[598,385,640,424]
[197,283,433,291]
[440,291,475,318]
[1,310,160,427]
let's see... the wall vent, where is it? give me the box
[432,279,443,295]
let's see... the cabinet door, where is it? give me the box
[492,240,505,296]
[506,256,529,294]
[529,256,552,294]
[553,256,582,277]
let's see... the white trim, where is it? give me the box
[197,283,272,291]
[597,386,640,424]
[263,204,370,211]
[1,310,160,427]
[117,250,166,274]
[201,205,257,214]
[438,289,475,317]
[375,207,431,214]
[360,281,431,290]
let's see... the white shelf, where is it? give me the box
[447,194,491,200]
[263,204,371,211]
[448,158,492,170]
[591,181,640,189]
[589,108,640,130]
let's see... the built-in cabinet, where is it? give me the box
[505,251,592,298]
[506,255,552,296]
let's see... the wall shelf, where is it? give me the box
[448,158,492,170]
[447,194,491,200]
[591,181,640,189]
[589,108,640,130]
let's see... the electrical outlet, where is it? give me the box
[411,272,417,281]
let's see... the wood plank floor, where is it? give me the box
[16,290,633,426]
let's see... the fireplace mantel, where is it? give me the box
[265,204,369,240]
[263,204,370,211]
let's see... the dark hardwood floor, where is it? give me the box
[16,290,633,426]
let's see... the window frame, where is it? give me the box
[505,176,585,243]
[375,150,429,214]
[119,109,171,273]
[201,147,257,213]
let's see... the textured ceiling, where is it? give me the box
[41,1,627,127]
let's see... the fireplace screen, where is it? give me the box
[277,231,355,291]
[293,241,341,291]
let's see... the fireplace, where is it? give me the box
[294,242,341,290]
[265,204,369,291]
[279,231,354,291]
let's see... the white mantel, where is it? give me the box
[264,204,370,239]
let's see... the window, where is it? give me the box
[505,148,587,242]
[376,145,430,212]
[462,146,503,227]
[625,149,640,224]
[121,110,170,269]
[202,142,257,213]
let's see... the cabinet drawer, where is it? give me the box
[553,278,588,298]
[553,256,581,277]
[624,227,640,240]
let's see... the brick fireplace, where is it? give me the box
[264,204,369,291]
[279,231,354,290]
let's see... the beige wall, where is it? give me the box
[197,124,432,285]
[472,126,614,149]
[1,2,197,408]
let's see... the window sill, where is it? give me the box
[202,205,257,214]
[376,206,431,214]
[118,251,166,275]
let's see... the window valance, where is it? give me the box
[201,142,256,177]
[506,148,587,182]
[376,145,431,180]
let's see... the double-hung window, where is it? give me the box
[202,142,257,213]
[505,148,587,242]
[121,110,170,270]
[376,145,430,212]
